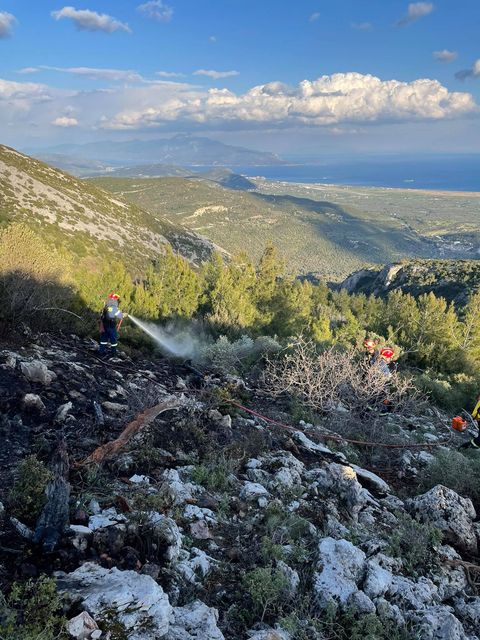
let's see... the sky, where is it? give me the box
[0,0,479,156]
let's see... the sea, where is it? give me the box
[233,155,480,192]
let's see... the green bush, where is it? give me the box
[0,576,66,640]
[191,455,238,493]
[386,512,442,575]
[243,566,290,621]
[419,449,480,505]
[9,455,53,526]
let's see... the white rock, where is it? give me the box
[161,469,200,506]
[246,459,262,469]
[247,629,291,640]
[129,474,150,484]
[272,467,302,489]
[408,485,477,555]
[101,401,128,413]
[433,546,469,601]
[454,597,480,633]
[175,548,216,583]
[276,560,300,595]
[314,537,367,609]
[148,512,183,563]
[88,508,127,531]
[293,431,346,461]
[91,632,102,640]
[70,525,93,551]
[22,393,46,411]
[413,605,469,640]
[66,611,99,639]
[55,401,73,423]
[183,504,217,523]
[388,575,439,609]
[364,557,393,599]
[59,563,172,640]
[350,464,391,495]
[168,601,224,640]
[240,482,270,502]
[20,360,57,384]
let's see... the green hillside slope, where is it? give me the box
[92,175,480,279]
[0,145,216,272]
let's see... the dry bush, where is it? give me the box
[264,337,418,419]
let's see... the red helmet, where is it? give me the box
[108,293,120,300]
[380,347,394,360]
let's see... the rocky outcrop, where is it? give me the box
[408,485,477,554]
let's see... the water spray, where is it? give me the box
[128,314,203,359]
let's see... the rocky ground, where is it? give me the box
[0,331,479,639]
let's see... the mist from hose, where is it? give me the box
[128,314,204,359]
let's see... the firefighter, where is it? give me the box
[99,293,125,358]
[363,337,378,363]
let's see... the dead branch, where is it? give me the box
[33,438,70,552]
[77,397,179,466]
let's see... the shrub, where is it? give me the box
[386,512,442,575]
[0,576,66,640]
[243,566,291,621]
[0,223,78,330]
[9,455,53,526]
[265,336,418,417]
[199,334,281,374]
[191,455,237,492]
[419,449,480,506]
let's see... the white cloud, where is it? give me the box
[209,35,217,43]
[137,0,173,22]
[104,72,477,130]
[53,116,79,127]
[433,49,458,63]
[18,67,39,75]
[397,2,434,27]
[0,72,477,140]
[309,12,320,23]
[456,59,480,81]
[0,11,16,38]
[0,78,52,101]
[193,69,240,79]
[351,22,373,31]
[51,6,131,33]
[41,66,142,81]
[156,70,184,78]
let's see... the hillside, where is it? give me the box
[0,145,217,270]
[341,259,480,306]
[1,330,480,640]
[92,175,480,279]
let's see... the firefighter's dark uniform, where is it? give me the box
[99,300,123,357]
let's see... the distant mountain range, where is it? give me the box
[28,134,285,169]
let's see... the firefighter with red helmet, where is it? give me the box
[99,293,125,358]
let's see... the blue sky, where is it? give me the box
[0,0,479,154]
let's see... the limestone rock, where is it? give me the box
[167,601,224,639]
[408,485,477,554]
[20,360,57,384]
[314,537,368,609]
[413,605,469,640]
[66,611,99,639]
[240,481,270,503]
[58,563,172,640]
[22,393,46,412]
